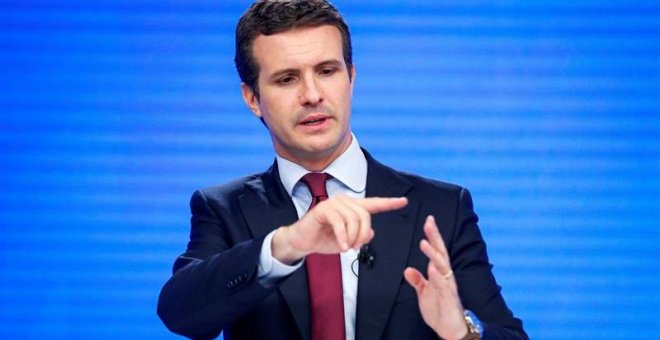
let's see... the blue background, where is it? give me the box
[1,0,659,338]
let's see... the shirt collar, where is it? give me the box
[276,134,367,196]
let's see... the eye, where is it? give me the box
[277,75,297,85]
[319,67,337,76]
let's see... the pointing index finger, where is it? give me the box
[357,197,408,214]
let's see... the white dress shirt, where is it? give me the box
[257,134,367,340]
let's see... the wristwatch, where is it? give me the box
[459,310,483,340]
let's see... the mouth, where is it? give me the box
[299,114,330,126]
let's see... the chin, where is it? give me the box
[315,135,345,150]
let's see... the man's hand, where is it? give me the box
[403,215,468,340]
[272,195,408,264]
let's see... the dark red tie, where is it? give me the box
[301,172,346,340]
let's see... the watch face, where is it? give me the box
[464,310,484,334]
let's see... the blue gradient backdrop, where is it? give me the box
[1,0,659,338]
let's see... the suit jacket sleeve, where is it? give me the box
[451,188,528,339]
[157,189,276,339]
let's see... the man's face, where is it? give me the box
[242,25,355,170]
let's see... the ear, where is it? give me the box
[241,83,262,118]
[350,64,356,83]
[349,64,356,95]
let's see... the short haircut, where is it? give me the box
[235,0,353,99]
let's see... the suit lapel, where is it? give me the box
[239,162,311,340]
[356,151,419,340]
[237,152,418,340]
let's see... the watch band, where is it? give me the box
[459,310,483,340]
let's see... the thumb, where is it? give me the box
[404,267,426,294]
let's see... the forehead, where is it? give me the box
[251,25,344,74]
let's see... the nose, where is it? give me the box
[299,74,322,107]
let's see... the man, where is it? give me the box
[158,1,527,339]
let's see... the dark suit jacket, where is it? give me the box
[157,151,527,339]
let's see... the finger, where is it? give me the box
[427,261,457,291]
[337,195,373,249]
[357,223,375,249]
[357,197,408,214]
[333,196,362,248]
[403,267,427,294]
[420,239,450,274]
[420,236,455,291]
[427,261,446,287]
[423,215,449,258]
[321,206,349,251]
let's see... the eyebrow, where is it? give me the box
[267,59,344,81]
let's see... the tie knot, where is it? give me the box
[301,172,331,199]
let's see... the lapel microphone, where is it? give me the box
[357,244,375,267]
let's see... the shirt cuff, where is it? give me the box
[258,230,303,286]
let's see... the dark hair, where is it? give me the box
[235,0,353,99]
